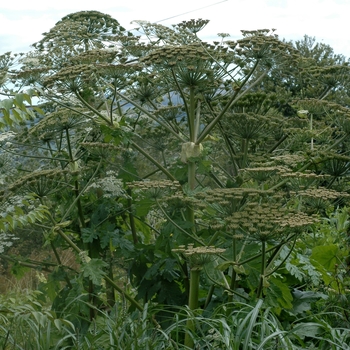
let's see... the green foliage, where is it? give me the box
[0,92,42,130]
[311,244,339,284]
[1,10,350,349]
[81,257,108,285]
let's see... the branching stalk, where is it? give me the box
[114,89,185,142]
[197,61,264,144]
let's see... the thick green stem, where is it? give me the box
[204,266,250,301]
[60,161,102,224]
[187,88,197,233]
[185,267,201,349]
[310,113,314,151]
[242,138,249,168]
[65,128,86,230]
[188,161,196,191]
[265,234,298,277]
[67,130,93,321]
[188,268,201,309]
[0,254,53,272]
[127,188,138,244]
[189,87,196,142]
[228,238,237,303]
[256,241,266,299]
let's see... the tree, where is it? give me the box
[1,11,350,348]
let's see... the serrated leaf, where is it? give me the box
[285,262,305,281]
[81,227,98,243]
[112,235,134,252]
[82,258,108,285]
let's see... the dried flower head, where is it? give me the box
[174,19,210,34]
[226,203,318,242]
[128,180,182,200]
[172,244,225,267]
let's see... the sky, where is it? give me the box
[1,0,350,58]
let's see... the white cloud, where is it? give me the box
[1,0,349,57]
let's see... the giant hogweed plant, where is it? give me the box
[1,11,350,348]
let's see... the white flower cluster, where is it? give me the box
[0,131,16,143]
[0,233,19,253]
[22,56,40,66]
[0,194,37,215]
[86,171,128,199]
[146,208,166,230]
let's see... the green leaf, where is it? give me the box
[112,235,134,252]
[11,262,30,278]
[15,93,26,106]
[81,227,98,243]
[82,258,108,285]
[310,244,341,285]
[134,198,154,216]
[162,258,180,281]
[291,290,328,315]
[292,322,322,340]
[0,98,14,111]
[233,264,246,274]
[33,106,45,115]
[310,244,338,271]
[12,108,21,122]
[54,318,62,331]
[216,261,235,271]
[265,276,293,313]
[22,93,32,104]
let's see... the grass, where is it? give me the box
[1,286,350,349]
